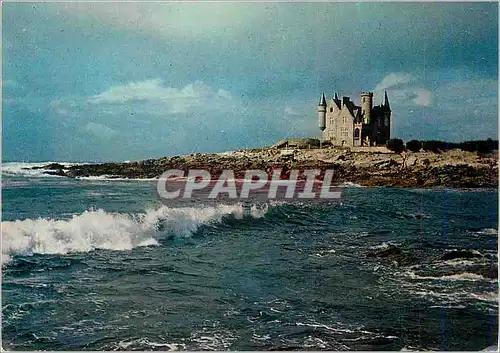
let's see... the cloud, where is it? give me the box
[374,73,433,107]
[284,105,301,116]
[374,72,413,91]
[436,78,497,108]
[54,3,273,39]
[3,3,497,162]
[1,79,17,87]
[88,79,232,114]
[3,98,19,106]
[83,122,118,139]
[410,88,433,107]
[2,78,28,100]
[216,89,232,100]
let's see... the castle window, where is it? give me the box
[342,116,347,124]
[330,107,333,112]
[354,128,360,140]
[384,117,389,126]
[341,128,348,137]
[377,119,381,127]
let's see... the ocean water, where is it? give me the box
[2,163,498,351]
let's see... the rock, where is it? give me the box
[366,245,416,266]
[417,264,498,280]
[45,148,498,188]
[470,264,498,279]
[43,169,68,177]
[366,245,402,258]
[30,163,65,170]
[440,250,482,261]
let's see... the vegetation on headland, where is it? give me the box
[33,138,498,188]
[385,138,499,154]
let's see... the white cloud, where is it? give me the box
[411,88,432,107]
[88,79,232,114]
[374,72,412,92]
[284,105,300,116]
[374,73,433,107]
[1,79,17,87]
[55,3,268,39]
[433,78,496,115]
[50,98,76,107]
[83,122,117,139]
[3,98,19,105]
[216,89,232,100]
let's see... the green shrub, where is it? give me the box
[386,138,405,153]
[406,140,422,152]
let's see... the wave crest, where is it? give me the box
[2,204,267,265]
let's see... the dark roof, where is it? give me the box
[319,93,327,106]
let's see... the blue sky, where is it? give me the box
[3,2,498,162]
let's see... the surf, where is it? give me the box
[1,203,269,265]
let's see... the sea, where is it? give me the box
[1,162,498,351]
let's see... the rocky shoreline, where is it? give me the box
[32,147,498,188]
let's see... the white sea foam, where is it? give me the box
[442,259,478,267]
[369,241,400,250]
[338,181,363,187]
[407,271,493,282]
[2,162,157,181]
[250,204,268,218]
[76,175,158,181]
[2,162,85,178]
[472,228,498,236]
[1,203,265,265]
[469,292,499,303]
[110,338,185,351]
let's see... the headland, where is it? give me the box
[36,145,498,188]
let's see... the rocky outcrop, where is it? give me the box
[366,245,417,266]
[470,264,498,279]
[34,148,498,188]
[439,250,483,261]
[30,163,66,170]
[366,245,498,279]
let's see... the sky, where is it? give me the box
[3,2,498,162]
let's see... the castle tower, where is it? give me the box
[384,90,391,111]
[360,92,373,124]
[383,90,391,141]
[318,93,326,131]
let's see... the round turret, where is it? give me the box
[318,93,326,131]
[360,92,373,124]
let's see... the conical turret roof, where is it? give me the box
[384,91,391,110]
[318,93,326,106]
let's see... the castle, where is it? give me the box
[317,91,391,147]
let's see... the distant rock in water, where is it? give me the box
[366,245,417,266]
[28,163,66,170]
[44,169,69,177]
[470,264,498,279]
[439,250,483,261]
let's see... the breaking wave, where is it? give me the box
[470,228,498,236]
[407,271,494,282]
[2,162,84,178]
[337,181,364,188]
[1,203,268,265]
